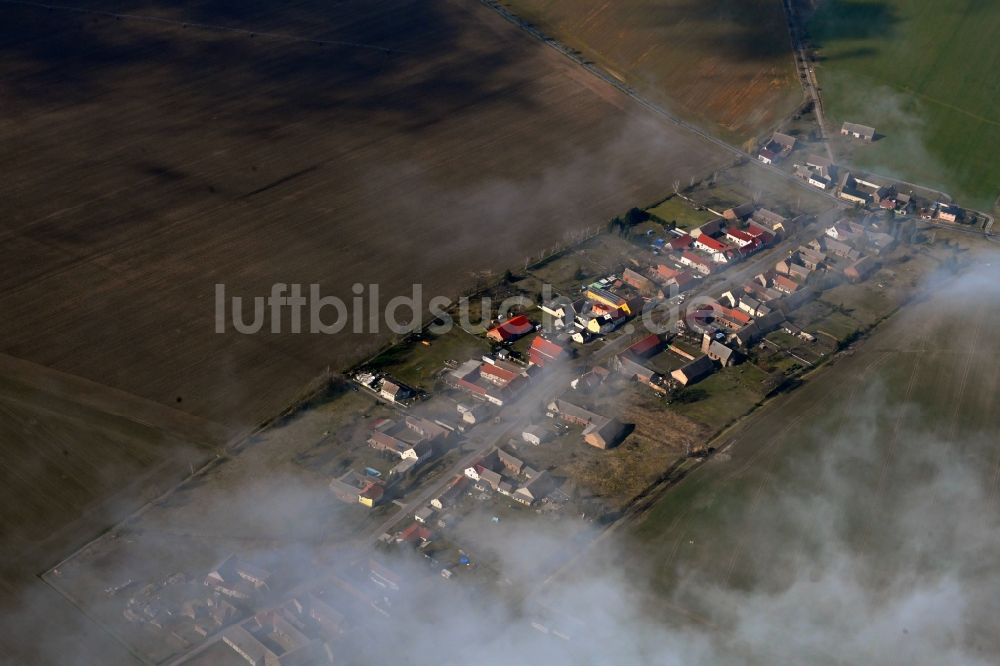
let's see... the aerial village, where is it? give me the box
[758,124,974,228]
[61,169,943,666]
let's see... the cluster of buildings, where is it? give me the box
[463,448,556,506]
[329,415,456,508]
[118,555,274,654]
[351,371,419,405]
[221,592,344,666]
[446,355,531,406]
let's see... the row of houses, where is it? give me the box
[462,449,555,506]
[446,357,529,406]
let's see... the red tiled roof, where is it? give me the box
[480,362,518,383]
[487,314,533,341]
[774,275,800,292]
[695,235,729,252]
[626,334,662,358]
[726,228,755,243]
[530,336,568,367]
[669,234,695,250]
[654,264,680,280]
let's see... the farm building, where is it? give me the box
[702,335,737,366]
[840,122,876,142]
[844,256,880,282]
[723,203,755,221]
[583,418,627,450]
[622,267,660,296]
[670,355,715,386]
[486,314,534,343]
[522,425,553,446]
[626,333,664,358]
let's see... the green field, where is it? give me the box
[809,0,1000,209]
[501,0,803,142]
[617,245,1000,660]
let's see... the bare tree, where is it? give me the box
[672,179,681,194]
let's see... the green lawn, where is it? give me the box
[646,196,718,230]
[673,363,767,430]
[809,0,1000,209]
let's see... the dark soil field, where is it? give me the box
[0,1,733,663]
[0,0,730,433]
[500,0,804,142]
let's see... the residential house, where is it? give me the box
[414,505,435,524]
[822,237,861,261]
[615,355,657,383]
[379,379,414,404]
[773,274,801,294]
[514,471,555,506]
[838,172,872,206]
[693,234,731,261]
[529,335,570,367]
[547,399,625,449]
[840,122,876,142]
[701,335,737,366]
[805,154,835,178]
[725,228,757,248]
[652,264,696,291]
[670,355,715,386]
[476,469,503,492]
[680,250,715,275]
[737,296,771,318]
[497,449,524,476]
[796,246,827,270]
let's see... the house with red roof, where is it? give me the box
[486,314,534,343]
[529,336,570,367]
[693,234,731,259]
[773,274,801,294]
[725,228,757,248]
[668,234,695,251]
